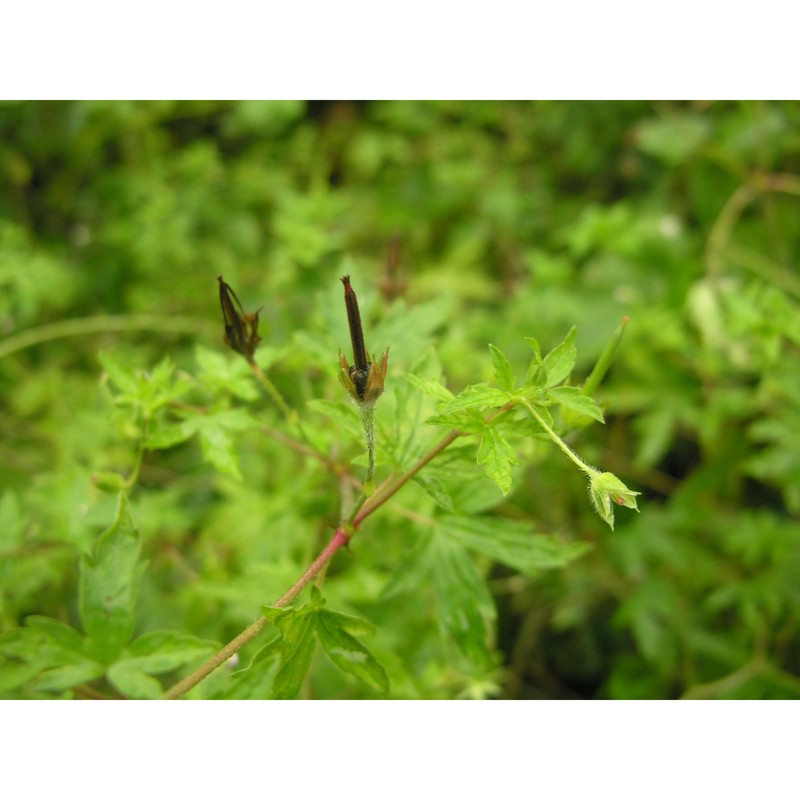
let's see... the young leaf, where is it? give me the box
[489,344,515,392]
[401,372,456,403]
[477,426,518,495]
[426,407,488,434]
[99,351,141,398]
[441,384,512,414]
[79,493,143,664]
[542,326,577,387]
[524,337,544,385]
[547,386,605,423]
[316,609,389,693]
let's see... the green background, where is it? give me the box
[1,100,799,698]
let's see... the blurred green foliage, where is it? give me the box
[1,100,799,699]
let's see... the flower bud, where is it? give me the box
[588,471,641,530]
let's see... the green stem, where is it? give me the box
[360,403,376,486]
[247,358,293,419]
[0,314,211,361]
[521,397,595,476]
[248,358,316,450]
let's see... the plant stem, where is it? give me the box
[360,403,376,485]
[0,314,212,361]
[521,397,594,476]
[248,357,317,450]
[164,528,351,699]
[247,357,292,419]
[163,401,515,699]
[354,429,462,525]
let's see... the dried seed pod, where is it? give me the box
[217,275,261,359]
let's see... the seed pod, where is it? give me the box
[217,275,261,359]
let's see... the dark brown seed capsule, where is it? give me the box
[341,275,370,375]
[217,275,261,358]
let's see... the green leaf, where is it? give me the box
[489,344,515,391]
[0,618,103,694]
[180,408,256,479]
[547,386,605,423]
[430,533,495,665]
[271,608,318,699]
[401,372,455,403]
[381,531,434,600]
[316,609,389,693]
[477,426,518,495]
[99,351,140,397]
[107,664,164,699]
[256,594,391,697]
[412,473,455,511]
[100,352,191,416]
[142,415,195,450]
[195,344,260,402]
[107,630,219,699]
[524,337,544,385]
[226,637,282,700]
[79,493,143,663]
[439,515,591,574]
[441,384,512,414]
[542,326,577,387]
[308,398,363,439]
[427,407,487,434]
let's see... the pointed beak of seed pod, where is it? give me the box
[338,275,388,406]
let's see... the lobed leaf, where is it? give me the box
[488,344,515,392]
[401,372,456,403]
[79,493,143,664]
[542,326,577,387]
[441,384,512,414]
[476,426,518,495]
[316,609,389,693]
[0,618,103,694]
[439,515,591,574]
[547,386,605,423]
[429,534,495,666]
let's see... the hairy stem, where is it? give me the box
[360,403,376,485]
[521,397,594,476]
